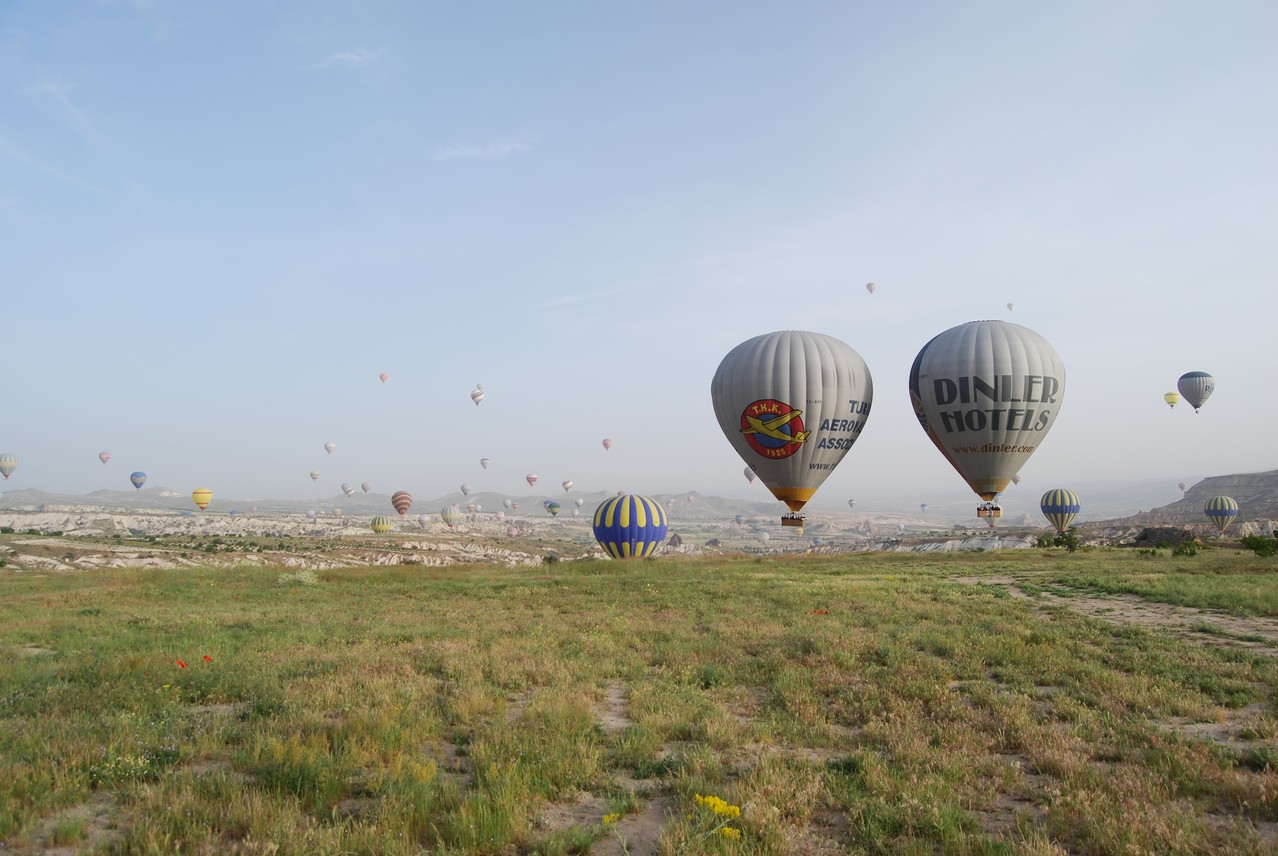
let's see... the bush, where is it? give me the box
[1172,541,1199,557]
[1034,527,1080,553]
[1239,535,1277,558]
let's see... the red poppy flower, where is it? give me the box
[202,655,212,662]
[176,659,187,669]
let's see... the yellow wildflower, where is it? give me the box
[602,813,621,825]
[720,827,741,840]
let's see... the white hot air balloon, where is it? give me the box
[909,320,1065,526]
[574,497,584,508]
[1176,372,1214,413]
[480,457,490,469]
[502,498,513,509]
[562,480,574,493]
[601,438,613,451]
[324,442,335,455]
[99,451,111,465]
[310,470,320,482]
[470,384,485,405]
[1178,481,1188,493]
[341,483,355,497]
[865,282,877,294]
[1007,302,1015,312]
[743,466,756,484]
[526,474,539,487]
[847,499,855,509]
[361,482,372,494]
[711,330,873,527]
[461,484,472,496]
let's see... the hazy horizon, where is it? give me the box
[2,2,1274,505]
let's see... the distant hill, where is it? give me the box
[1107,470,1278,526]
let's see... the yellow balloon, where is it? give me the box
[191,488,213,510]
[1163,391,1180,408]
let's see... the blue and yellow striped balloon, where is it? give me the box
[1204,496,1238,534]
[1040,488,1081,533]
[371,515,394,534]
[592,494,669,559]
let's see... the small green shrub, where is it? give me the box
[1172,541,1199,557]
[1239,535,1277,557]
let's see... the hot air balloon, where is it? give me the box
[506,525,519,538]
[310,470,320,482]
[324,442,335,455]
[602,438,613,451]
[1177,372,1214,413]
[371,515,393,533]
[306,510,316,519]
[0,453,17,480]
[1011,474,1022,485]
[526,474,539,487]
[743,466,756,484]
[502,498,513,509]
[191,488,213,510]
[909,320,1065,525]
[760,531,770,543]
[496,510,506,521]
[99,451,111,465]
[470,384,484,405]
[417,514,429,530]
[229,509,240,519]
[125,472,146,490]
[735,514,746,525]
[341,483,355,497]
[1163,392,1181,409]
[546,500,561,517]
[1204,496,1238,534]
[1006,303,1015,312]
[1040,489,1081,533]
[562,480,573,493]
[480,458,490,469]
[379,373,389,383]
[461,484,472,496]
[441,504,461,528]
[361,482,372,494]
[511,501,520,511]
[391,491,413,516]
[920,503,928,513]
[1178,482,1188,493]
[592,494,669,558]
[847,499,855,509]
[865,282,877,294]
[466,500,478,513]
[711,330,874,527]
[574,497,584,508]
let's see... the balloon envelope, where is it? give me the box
[480,458,490,469]
[371,515,393,533]
[743,466,756,484]
[865,282,877,294]
[130,471,147,489]
[0,453,16,480]
[546,501,561,517]
[1040,488,1081,533]
[441,504,462,527]
[1178,482,1187,492]
[909,321,1065,501]
[99,451,111,465]
[391,491,413,516]
[1163,391,1180,409]
[602,438,613,450]
[324,442,335,454]
[526,474,539,487]
[461,484,472,495]
[191,488,213,510]
[562,480,573,492]
[711,331,874,513]
[379,372,389,383]
[341,483,355,497]
[361,482,372,494]
[471,386,484,405]
[1177,372,1214,412]
[310,471,320,481]
[1204,496,1238,533]
[592,494,669,558]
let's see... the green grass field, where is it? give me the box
[1,545,1275,854]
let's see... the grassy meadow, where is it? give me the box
[1,544,1276,855]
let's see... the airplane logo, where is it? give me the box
[739,399,808,459]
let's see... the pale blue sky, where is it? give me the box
[2,1,1275,511]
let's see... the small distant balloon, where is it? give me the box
[461,484,472,496]
[191,488,213,510]
[743,466,756,484]
[99,451,111,465]
[502,498,513,509]
[310,470,320,482]
[496,510,506,521]
[1040,488,1081,534]
[361,482,372,494]
[847,499,855,509]
[470,384,485,405]
[1006,302,1015,312]
[130,472,147,489]
[371,515,393,533]
[546,500,561,517]
[1163,391,1181,409]
[341,483,355,497]
[1177,372,1214,413]
[1178,482,1187,493]
[324,442,335,455]
[480,458,491,469]
[574,497,584,508]
[391,491,413,516]
[602,438,613,451]
[735,514,746,525]
[379,372,389,383]
[562,480,574,493]
[1011,474,1022,486]
[920,503,928,512]
[440,504,461,528]
[865,282,877,294]
[466,500,477,513]
[0,453,17,480]
[511,501,520,511]
[1204,496,1238,533]
[506,525,519,538]
[526,474,539,487]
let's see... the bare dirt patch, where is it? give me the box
[14,792,124,855]
[588,793,671,856]
[536,790,611,836]
[598,683,631,734]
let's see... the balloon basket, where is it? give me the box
[977,503,1002,529]
[780,514,806,527]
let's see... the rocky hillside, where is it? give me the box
[1107,469,1278,527]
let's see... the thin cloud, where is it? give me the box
[321,48,382,68]
[0,132,94,190]
[25,79,107,152]
[433,136,532,162]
